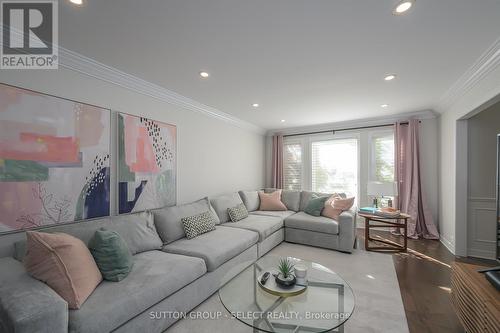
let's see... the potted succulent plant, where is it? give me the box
[275,258,296,287]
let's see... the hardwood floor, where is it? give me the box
[356,229,497,333]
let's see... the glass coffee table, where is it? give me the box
[218,256,355,332]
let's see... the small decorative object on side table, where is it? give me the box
[367,181,398,208]
[359,210,411,252]
[275,258,296,287]
[257,258,307,298]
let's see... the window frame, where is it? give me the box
[281,128,396,209]
[368,130,395,183]
[282,139,305,191]
[309,132,361,199]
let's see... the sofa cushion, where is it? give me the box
[181,211,217,239]
[69,251,206,333]
[263,188,301,211]
[222,214,283,241]
[0,257,68,333]
[14,211,163,261]
[227,203,249,222]
[284,212,339,235]
[210,193,244,223]
[106,212,163,255]
[250,210,297,219]
[24,231,102,310]
[153,197,220,245]
[239,190,260,212]
[162,226,258,271]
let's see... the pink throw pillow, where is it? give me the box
[258,190,287,211]
[24,231,102,309]
[322,195,355,220]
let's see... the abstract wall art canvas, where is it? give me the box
[118,113,176,214]
[0,84,111,233]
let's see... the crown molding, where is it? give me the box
[436,37,500,113]
[266,110,437,136]
[57,48,266,134]
[0,25,265,133]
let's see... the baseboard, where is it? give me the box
[467,248,496,260]
[440,235,455,255]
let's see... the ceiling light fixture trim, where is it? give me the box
[393,0,414,15]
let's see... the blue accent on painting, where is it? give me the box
[84,167,110,219]
[119,180,147,214]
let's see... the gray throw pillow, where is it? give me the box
[227,203,249,222]
[181,211,217,239]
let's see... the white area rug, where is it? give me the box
[166,242,409,333]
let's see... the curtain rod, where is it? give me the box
[282,120,420,138]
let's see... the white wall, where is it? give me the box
[466,102,500,259]
[265,113,440,225]
[438,64,500,255]
[1,68,266,205]
[420,118,440,225]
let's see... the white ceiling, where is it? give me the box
[59,0,500,130]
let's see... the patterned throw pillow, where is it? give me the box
[181,211,217,239]
[227,203,249,222]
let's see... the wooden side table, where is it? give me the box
[359,212,411,252]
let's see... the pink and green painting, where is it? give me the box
[0,84,111,233]
[118,113,176,214]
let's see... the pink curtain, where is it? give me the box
[271,135,284,189]
[395,119,439,239]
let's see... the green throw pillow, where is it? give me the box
[304,195,329,217]
[88,228,134,282]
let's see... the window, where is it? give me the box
[371,132,395,182]
[311,138,358,197]
[283,142,302,191]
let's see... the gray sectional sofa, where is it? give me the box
[0,189,356,333]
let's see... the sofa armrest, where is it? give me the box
[0,257,68,333]
[337,208,357,252]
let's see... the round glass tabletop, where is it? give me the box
[218,256,355,333]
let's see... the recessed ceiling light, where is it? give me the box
[384,74,396,81]
[199,71,210,78]
[252,103,260,108]
[381,104,389,108]
[281,119,286,123]
[69,0,83,5]
[393,0,414,15]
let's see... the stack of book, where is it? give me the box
[359,207,401,218]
